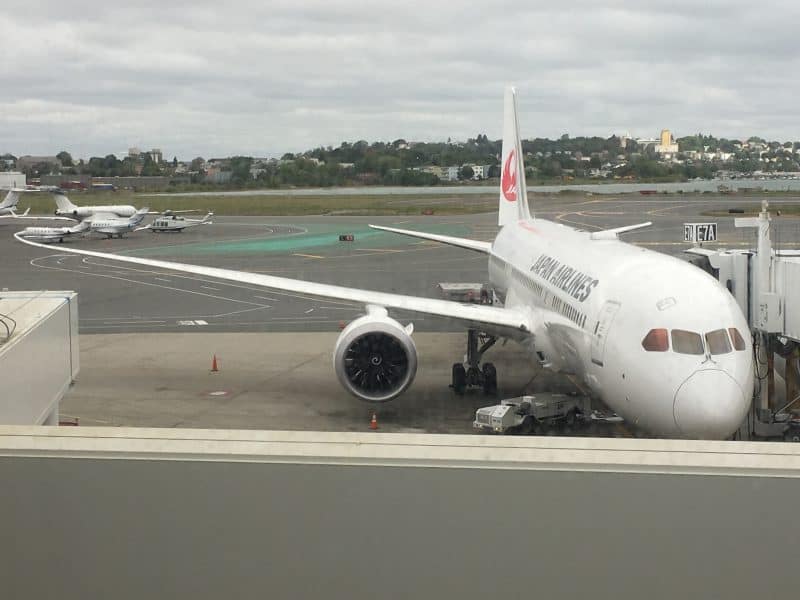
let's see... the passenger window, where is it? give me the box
[671,330,704,355]
[729,328,746,351]
[705,329,732,355]
[642,329,669,352]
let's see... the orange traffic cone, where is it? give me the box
[211,354,219,372]
[369,413,378,430]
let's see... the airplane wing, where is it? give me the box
[590,222,652,240]
[368,224,492,254]
[0,213,76,221]
[86,212,119,221]
[14,234,532,335]
[684,247,717,257]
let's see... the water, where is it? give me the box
[143,178,800,197]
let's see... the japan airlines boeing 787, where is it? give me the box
[15,88,753,439]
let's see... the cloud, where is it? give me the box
[2,0,800,158]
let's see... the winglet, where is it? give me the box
[590,222,652,240]
[499,86,532,227]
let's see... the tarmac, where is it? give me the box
[3,192,799,432]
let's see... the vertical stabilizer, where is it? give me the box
[54,193,78,212]
[0,189,20,210]
[498,86,532,226]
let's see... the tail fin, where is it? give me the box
[0,189,20,210]
[70,220,91,234]
[498,86,532,227]
[54,193,78,212]
[131,207,149,225]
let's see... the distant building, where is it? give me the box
[205,168,232,184]
[0,171,26,189]
[655,129,679,155]
[470,164,493,180]
[635,137,659,151]
[420,166,443,179]
[441,166,459,182]
[40,174,92,189]
[92,176,171,190]
[16,155,62,171]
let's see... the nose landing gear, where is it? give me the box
[451,329,498,395]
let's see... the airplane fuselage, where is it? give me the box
[489,219,753,439]
[56,205,136,220]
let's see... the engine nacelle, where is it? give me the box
[333,308,417,402]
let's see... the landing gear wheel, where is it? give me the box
[451,363,466,395]
[482,363,497,395]
[520,416,534,435]
[784,428,800,443]
[564,409,577,428]
[467,366,481,388]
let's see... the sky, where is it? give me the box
[2,0,799,159]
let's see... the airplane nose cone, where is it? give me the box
[673,370,748,439]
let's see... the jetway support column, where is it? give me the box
[43,408,58,426]
[787,347,800,412]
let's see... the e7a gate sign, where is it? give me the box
[684,222,717,243]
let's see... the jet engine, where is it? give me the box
[333,307,417,402]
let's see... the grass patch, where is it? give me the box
[15,190,498,216]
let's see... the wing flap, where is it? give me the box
[14,234,530,333]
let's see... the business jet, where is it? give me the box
[138,211,214,232]
[17,220,90,243]
[14,88,754,439]
[53,192,139,220]
[53,192,199,221]
[18,208,149,241]
[88,208,150,238]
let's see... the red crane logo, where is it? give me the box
[501,149,517,202]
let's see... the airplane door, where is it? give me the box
[591,301,621,367]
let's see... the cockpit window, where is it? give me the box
[671,330,704,355]
[705,329,732,355]
[642,329,669,352]
[729,328,746,351]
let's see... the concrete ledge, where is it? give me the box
[2,426,800,477]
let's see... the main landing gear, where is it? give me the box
[451,329,498,395]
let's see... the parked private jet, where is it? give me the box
[14,88,754,439]
[18,207,149,241]
[53,192,198,221]
[17,220,90,242]
[53,192,139,220]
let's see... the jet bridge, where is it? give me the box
[686,202,800,438]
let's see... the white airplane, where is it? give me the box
[18,208,149,242]
[17,220,90,243]
[53,192,139,220]
[0,189,31,219]
[14,88,754,439]
[89,208,150,238]
[138,211,214,232]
